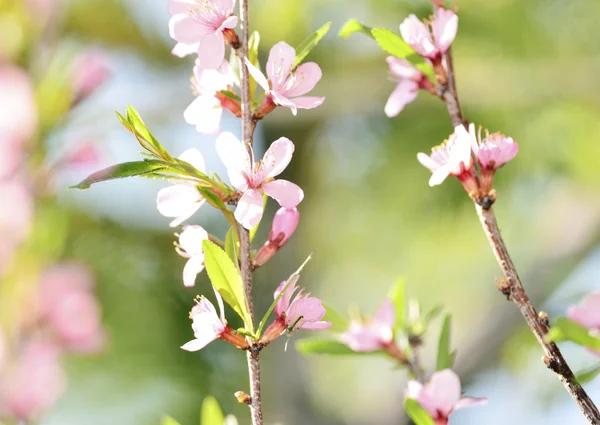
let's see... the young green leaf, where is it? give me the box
[248,31,260,102]
[546,317,600,350]
[125,105,173,161]
[224,226,240,267]
[202,240,253,331]
[293,21,332,68]
[436,314,456,371]
[322,303,349,333]
[338,19,373,39]
[197,187,227,211]
[370,28,433,78]
[70,160,168,189]
[296,338,357,355]
[387,277,406,331]
[201,396,224,425]
[161,416,182,425]
[404,399,435,425]
[576,364,600,384]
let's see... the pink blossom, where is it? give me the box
[38,263,106,353]
[176,225,209,287]
[417,124,474,186]
[157,148,206,227]
[568,291,600,333]
[168,0,238,68]
[385,57,423,117]
[342,299,395,352]
[0,65,37,141]
[62,142,101,169]
[273,275,330,331]
[184,59,235,135]
[0,339,66,421]
[216,132,304,229]
[246,42,325,115]
[0,330,5,370]
[399,8,458,60]
[0,179,33,247]
[405,369,487,423]
[181,294,227,351]
[254,207,300,267]
[469,125,518,170]
[71,48,109,104]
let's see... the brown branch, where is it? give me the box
[236,0,263,424]
[476,205,600,424]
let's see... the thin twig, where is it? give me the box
[236,0,263,424]
[476,206,600,424]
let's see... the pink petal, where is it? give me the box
[266,41,296,84]
[417,152,441,172]
[261,137,294,178]
[342,322,386,352]
[181,337,215,351]
[385,80,419,117]
[178,225,209,255]
[289,96,325,111]
[213,0,234,11]
[432,8,458,54]
[0,65,38,141]
[220,15,238,30]
[426,369,462,417]
[178,148,206,172]
[235,189,264,229]
[568,292,600,329]
[283,62,323,98]
[262,180,304,209]
[169,15,212,44]
[156,185,204,227]
[429,167,451,186]
[245,59,270,92]
[183,256,205,287]
[172,42,200,58]
[302,321,332,330]
[454,396,488,411]
[270,92,298,114]
[386,56,421,79]
[287,297,327,329]
[374,299,396,329]
[399,15,436,58]
[168,0,196,15]
[216,132,250,191]
[197,32,226,69]
[184,95,223,135]
[274,276,299,317]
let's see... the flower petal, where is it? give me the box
[172,42,200,58]
[417,152,441,172]
[266,42,296,84]
[429,167,451,186]
[373,299,396,329]
[289,96,325,111]
[183,255,205,287]
[179,225,209,255]
[262,180,304,209]
[168,0,196,15]
[156,185,204,227]
[178,148,206,173]
[454,396,488,411]
[432,8,458,54]
[385,80,419,118]
[197,32,226,69]
[426,369,462,417]
[235,189,264,229]
[216,132,249,190]
[220,15,238,30]
[399,15,436,58]
[245,59,270,92]
[283,62,322,97]
[181,337,215,351]
[386,56,421,79]
[184,95,223,135]
[169,15,212,44]
[261,137,294,178]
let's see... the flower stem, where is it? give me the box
[475,205,600,424]
[237,0,263,424]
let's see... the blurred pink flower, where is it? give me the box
[176,225,209,287]
[157,149,206,227]
[216,132,304,229]
[0,330,5,370]
[71,49,109,104]
[246,42,325,115]
[254,207,300,267]
[274,276,330,331]
[184,59,235,135]
[39,263,106,353]
[62,142,101,169]
[405,369,487,424]
[168,0,238,68]
[417,125,474,187]
[342,299,395,352]
[0,179,33,264]
[0,65,37,141]
[469,125,518,170]
[0,339,66,421]
[385,57,425,117]
[400,8,458,60]
[568,291,600,333]
[181,294,226,351]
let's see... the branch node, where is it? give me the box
[538,311,550,328]
[235,391,252,405]
[495,277,512,300]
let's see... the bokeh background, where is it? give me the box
[1,0,600,424]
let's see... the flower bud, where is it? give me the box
[253,208,299,267]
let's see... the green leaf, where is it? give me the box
[293,21,332,68]
[370,28,433,78]
[404,399,435,425]
[387,277,406,331]
[338,19,373,39]
[70,160,168,189]
[436,314,456,371]
[219,90,241,102]
[224,226,240,267]
[125,106,172,161]
[322,303,348,333]
[546,318,600,350]
[201,396,224,425]
[161,416,182,425]
[248,31,260,102]
[249,194,267,243]
[296,338,357,355]
[202,240,252,330]
[576,364,600,384]
[198,187,227,211]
